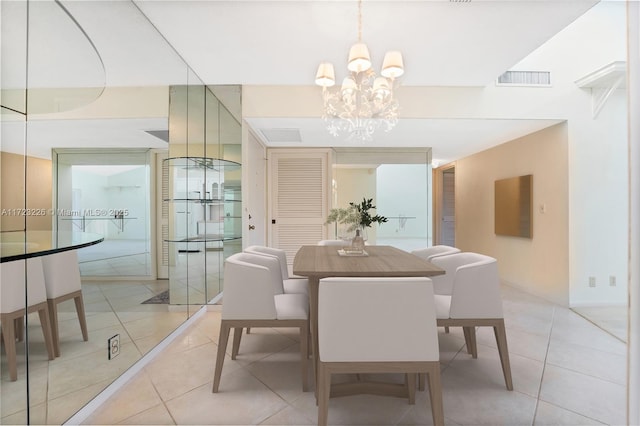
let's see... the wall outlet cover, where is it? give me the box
[108,334,120,360]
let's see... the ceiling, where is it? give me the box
[3,0,599,162]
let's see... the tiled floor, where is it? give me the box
[0,280,188,425]
[572,305,628,343]
[82,284,628,426]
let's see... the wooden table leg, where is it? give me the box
[308,276,320,401]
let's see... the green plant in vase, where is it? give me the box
[326,198,388,248]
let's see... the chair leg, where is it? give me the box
[444,326,450,333]
[493,320,513,390]
[1,315,18,381]
[299,324,309,392]
[246,327,251,334]
[74,294,89,341]
[407,373,416,405]
[47,299,61,357]
[212,322,231,393]
[231,327,243,360]
[426,366,444,426]
[463,326,478,358]
[418,373,425,391]
[38,305,56,361]
[15,318,24,342]
[317,362,330,426]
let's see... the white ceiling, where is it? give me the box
[3,0,599,161]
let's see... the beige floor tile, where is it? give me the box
[449,346,544,397]
[397,388,462,426]
[1,402,46,425]
[54,322,132,361]
[572,305,627,342]
[48,342,141,400]
[144,341,218,401]
[533,400,605,425]
[244,343,310,403]
[291,389,414,426]
[476,325,550,362]
[550,310,627,356]
[46,377,115,425]
[118,403,176,425]
[436,329,467,365]
[224,327,300,367]
[0,365,47,416]
[539,364,626,425]
[259,404,317,425]
[122,313,188,341]
[81,371,162,425]
[166,370,288,425]
[546,338,626,385]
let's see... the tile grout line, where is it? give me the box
[531,305,555,426]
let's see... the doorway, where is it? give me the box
[53,149,154,277]
[434,164,455,246]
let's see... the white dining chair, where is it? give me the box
[41,250,88,357]
[212,252,309,393]
[1,258,55,381]
[317,277,443,426]
[245,245,308,295]
[412,245,461,333]
[411,245,461,261]
[430,252,513,390]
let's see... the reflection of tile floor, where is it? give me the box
[83,285,627,426]
[572,305,627,342]
[0,279,190,425]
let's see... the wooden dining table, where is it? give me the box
[293,244,445,397]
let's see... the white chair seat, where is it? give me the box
[283,278,309,296]
[275,293,309,320]
[433,294,452,319]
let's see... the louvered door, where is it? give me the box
[268,149,330,269]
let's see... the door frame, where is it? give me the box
[432,162,456,246]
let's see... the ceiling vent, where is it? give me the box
[497,71,551,86]
[260,128,302,143]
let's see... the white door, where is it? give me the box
[268,149,331,268]
[156,151,169,279]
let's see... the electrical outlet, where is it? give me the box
[108,334,120,360]
[610,276,616,286]
[588,277,596,287]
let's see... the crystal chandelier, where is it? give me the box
[314,0,404,141]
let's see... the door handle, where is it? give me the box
[249,225,256,230]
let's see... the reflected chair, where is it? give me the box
[212,252,309,393]
[0,258,55,381]
[430,252,513,390]
[317,277,443,426]
[41,250,88,357]
[411,245,460,261]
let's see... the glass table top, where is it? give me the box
[0,230,104,262]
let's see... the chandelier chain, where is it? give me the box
[357,0,362,42]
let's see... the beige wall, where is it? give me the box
[0,151,53,231]
[454,123,569,305]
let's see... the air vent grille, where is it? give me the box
[497,71,551,86]
[260,128,302,143]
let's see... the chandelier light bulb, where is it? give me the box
[373,77,391,97]
[347,42,372,73]
[381,51,404,78]
[315,62,336,87]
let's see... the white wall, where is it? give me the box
[510,1,628,306]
